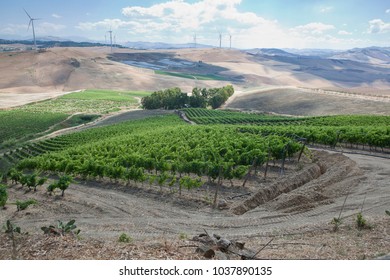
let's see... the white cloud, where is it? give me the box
[36,22,66,34]
[368,19,390,34]
[320,6,333,13]
[291,22,335,35]
[0,24,27,35]
[52,13,62,19]
[73,0,367,49]
[76,19,133,31]
[386,9,390,14]
[338,30,352,35]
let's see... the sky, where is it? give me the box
[0,0,389,49]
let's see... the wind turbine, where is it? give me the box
[229,34,232,49]
[24,9,41,50]
[219,33,222,48]
[106,28,113,53]
[193,33,197,48]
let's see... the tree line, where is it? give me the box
[141,85,234,110]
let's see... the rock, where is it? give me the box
[203,248,216,259]
[215,251,229,260]
[234,241,245,250]
[195,245,216,259]
[217,238,231,250]
[218,199,229,209]
[213,233,221,240]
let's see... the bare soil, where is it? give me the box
[1,150,389,259]
[224,87,390,116]
[2,47,390,112]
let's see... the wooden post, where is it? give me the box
[264,147,271,179]
[213,165,223,209]
[298,139,306,162]
[242,157,257,187]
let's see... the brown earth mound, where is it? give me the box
[231,151,363,215]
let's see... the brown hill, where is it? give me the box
[1,47,389,113]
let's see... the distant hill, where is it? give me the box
[247,48,299,57]
[124,41,213,50]
[0,38,124,49]
[329,47,390,64]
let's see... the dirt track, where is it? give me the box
[2,150,389,242]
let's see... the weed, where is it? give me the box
[179,232,188,240]
[331,217,342,232]
[356,213,371,230]
[15,199,37,211]
[118,233,133,243]
[41,219,81,236]
[3,220,27,260]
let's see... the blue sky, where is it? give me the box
[1,0,389,49]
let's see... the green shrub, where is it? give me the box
[15,199,37,211]
[118,233,133,243]
[0,184,8,209]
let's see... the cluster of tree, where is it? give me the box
[141,85,234,110]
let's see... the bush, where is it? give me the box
[0,184,8,209]
[118,233,133,243]
[15,199,37,211]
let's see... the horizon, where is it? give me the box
[0,0,389,50]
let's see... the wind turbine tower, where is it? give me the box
[107,29,113,53]
[24,9,40,50]
[219,33,222,48]
[193,34,197,48]
[229,34,232,49]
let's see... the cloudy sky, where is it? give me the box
[1,0,389,49]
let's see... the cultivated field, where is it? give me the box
[0,46,389,260]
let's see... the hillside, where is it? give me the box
[0,46,389,113]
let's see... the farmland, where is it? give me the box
[0,46,389,260]
[0,89,150,151]
[20,89,149,114]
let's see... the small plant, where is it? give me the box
[386,210,390,216]
[118,233,133,243]
[41,219,80,236]
[356,212,371,230]
[331,217,342,232]
[46,175,73,197]
[3,220,27,260]
[15,199,37,211]
[0,184,8,209]
[179,232,188,240]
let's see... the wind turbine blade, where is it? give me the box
[23,8,32,19]
[28,20,32,31]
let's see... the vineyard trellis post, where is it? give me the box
[213,165,223,209]
[298,138,307,162]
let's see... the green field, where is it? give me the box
[20,89,150,114]
[155,70,227,81]
[0,110,68,149]
[60,89,150,101]
[0,89,150,150]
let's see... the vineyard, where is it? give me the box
[183,109,390,150]
[0,89,151,150]
[11,115,302,194]
[0,110,68,149]
[19,89,149,114]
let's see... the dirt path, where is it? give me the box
[2,150,389,242]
